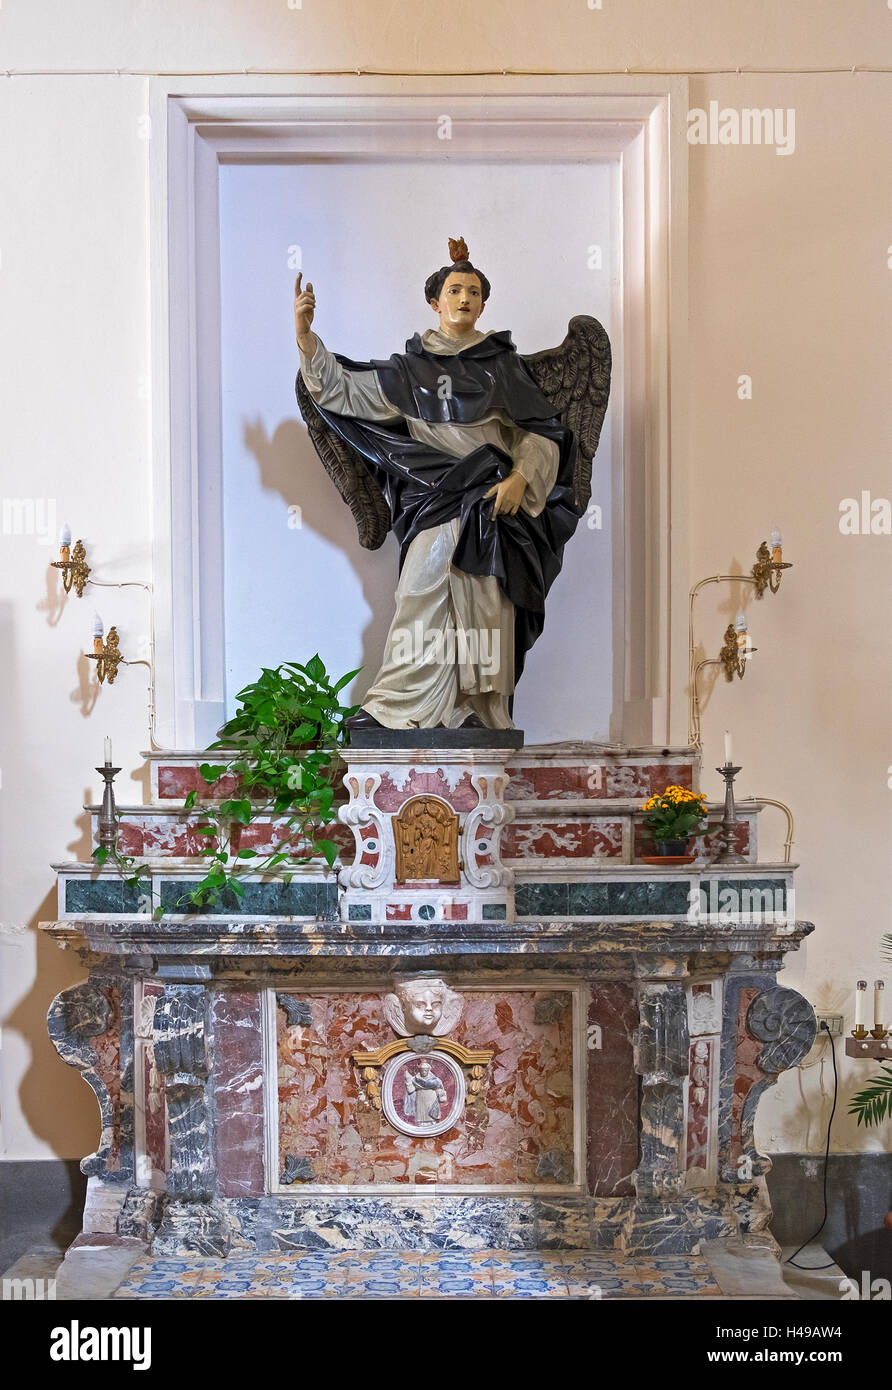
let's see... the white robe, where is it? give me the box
[299,328,559,729]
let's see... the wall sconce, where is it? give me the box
[751,531,792,597]
[688,527,791,746]
[691,616,757,745]
[720,613,757,681]
[86,616,123,685]
[50,524,91,597]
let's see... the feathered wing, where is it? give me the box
[521,316,612,514]
[295,371,392,550]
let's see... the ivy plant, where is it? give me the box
[93,655,358,916]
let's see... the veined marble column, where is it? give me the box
[152,972,231,1255]
[633,959,690,1201]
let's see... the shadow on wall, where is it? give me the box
[241,413,397,707]
[5,888,100,1166]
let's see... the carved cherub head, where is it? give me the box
[383,975,463,1038]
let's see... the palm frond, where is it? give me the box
[848,1063,892,1127]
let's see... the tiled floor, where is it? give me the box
[112,1249,724,1300]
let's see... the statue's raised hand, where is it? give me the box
[294,272,316,353]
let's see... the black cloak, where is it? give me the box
[303,329,581,687]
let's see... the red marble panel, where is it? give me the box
[503,819,624,860]
[93,986,122,1172]
[115,814,351,863]
[505,761,695,802]
[277,990,575,1185]
[212,991,265,1198]
[117,820,215,858]
[587,983,638,1196]
[374,769,478,812]
[156,766,241,800]
[505,764,602,801]
[686,1037,712,1173]
[730,986,763,1161]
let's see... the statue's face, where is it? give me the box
[397,983,444,1032]
[429,271,485,335]
[417,1061,432,1077]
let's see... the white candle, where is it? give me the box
[855,980,868,1028]
[875,980,885,1031]
[60,522,72,547]
[104,737,112,766]
[92,613,104,638]
[735,612,747,632]
[724,730,733,765]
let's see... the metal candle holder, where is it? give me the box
[96,764,120,852]
[712,761,745,864]
[51,538,91,597]
[751,541,793,597]
[87,626,123,685]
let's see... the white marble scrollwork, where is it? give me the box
[461,773,515,889]
[338,772,391,890]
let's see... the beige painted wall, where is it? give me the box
[0,4,889,1161]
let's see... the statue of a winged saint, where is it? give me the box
[294,237,611,733]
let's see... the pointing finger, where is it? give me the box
[295,272,302,294]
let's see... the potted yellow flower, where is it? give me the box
[640,785,708,864]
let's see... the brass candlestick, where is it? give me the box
[87,626,123,685]
[752,540,792,597]
[712,762,745,864]
[96,764,120,852]
[51,538,91,597]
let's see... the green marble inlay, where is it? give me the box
[348,903,373,921]
[707,878,787,911]
[159,880,328,916]
[517,879,692,917]
[514,882,569,917]
[481,903,507,920]
[568,882,609,915]
[65,878,145,914]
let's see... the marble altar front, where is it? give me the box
[41,740,815,1257]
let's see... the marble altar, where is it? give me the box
[41,740,815,1257]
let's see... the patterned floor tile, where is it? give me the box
[111,1248,730,1301]
[418,1253,495,1298]
[564,1273,649,1300]
[349,1251,422,1297]
[487,1253,570,1298]
[633,1262,708,1273]
[487,1250,572,1272]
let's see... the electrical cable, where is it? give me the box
[784,1021,839,1270]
